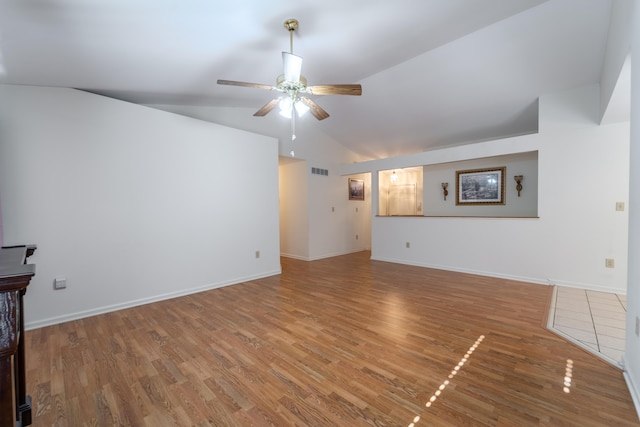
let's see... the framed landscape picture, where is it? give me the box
[348,178,365,201]
[456,167,506,205]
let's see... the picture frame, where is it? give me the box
[456,167,506,205]
[348,178,365,201]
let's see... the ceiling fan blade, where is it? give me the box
[253,98,280,117]
[282,52,303,82]
[300,97,330,121]
[306,84,362,96]
[217,79,274,90]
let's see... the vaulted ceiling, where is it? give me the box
[0,0,622,159]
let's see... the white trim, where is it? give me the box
[279,253,310,261]
[25,269,281,330]
[370,256,550,286]
[281,248,369,262]
[548,279,627,295]
[369,256,627,293]
[622,356,640,422]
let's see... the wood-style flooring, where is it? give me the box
[25,251,639,426]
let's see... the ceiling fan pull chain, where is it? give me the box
[291,109,296,140]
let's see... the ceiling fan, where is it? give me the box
[217,19,362,125]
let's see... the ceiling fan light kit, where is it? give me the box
[217,18,362,140]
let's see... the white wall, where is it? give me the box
[0,85,281,328]
[624,0,640,416]
[279,119,371,260]
[279,163,371,262]
[344,173,372,254]
[302,166,371,260]
[279,159,309,259]
[148,103,372,261]
[341,84,630,293]
[600,0,632,123]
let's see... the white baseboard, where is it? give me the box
[370,256,550,286]
[622,356,640,422]
[279,252,310,261]
[281,248,369,262]
[549,279,627,295]
[369,256,627,294]
[25,268,282,330]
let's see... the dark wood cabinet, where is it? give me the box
[0,245,36,427]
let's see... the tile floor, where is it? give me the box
[547,286,626,367]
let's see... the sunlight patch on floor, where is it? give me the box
[408,335,485,427]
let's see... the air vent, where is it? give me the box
[311,167,329,176]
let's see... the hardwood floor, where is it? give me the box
[25,251,639,426]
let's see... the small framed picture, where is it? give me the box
[348,178,365,201]
[456,167,506,205]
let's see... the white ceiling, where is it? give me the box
[0,0,621,159]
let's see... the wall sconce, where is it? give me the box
[442,182,449,201]
[514,175,523,197]
[390,171,398,184]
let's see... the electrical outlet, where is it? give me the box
[255,250,260,259]
[406,242,410,248]
[616,202,625,212]
[605,258,615,268]
[54,277,67,290]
